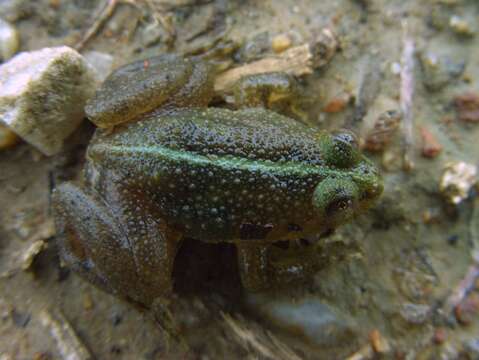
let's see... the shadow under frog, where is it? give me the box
[52,54,383,331]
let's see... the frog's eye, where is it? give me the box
[332,130,358,149]
[326,197,354,216]
[321,130,360,168]
[312,177,359,223]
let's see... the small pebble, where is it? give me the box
[11,309,30,327]
[440,161,477,204]
[0,17,19,61]
[323,93,351,113]
[111,313,123,326]
[463,338,479,358]
[449,15,476,36]
[369,329,391,354]
[48,0,61,9]
[390,62,401,75]
[454,92,479,123]
[446,234,459,246]
[271,34,292,53]
[399,302,431,325]
[420,51,465,91]
[33,353,51,360]
[420,126,442,158]
[422,208,441,224]
[0,123,19,149]
[246,294,357,347]
[363,110,401,152]
[433,328,447,345]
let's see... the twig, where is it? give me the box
[346,344,374,360]
[400,20,416,171]
[214,44,313,92]
[75,0,137,51]
[144,0,177,43]
[214,29,337,93]
[443,251,479,315]
[40,308,93,360]
[221,312,301,360]
[353,56,382,123]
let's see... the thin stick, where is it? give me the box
[75,0,137,51]
[221,313,301,360]
[214,44,313,92]
[144,0,176,42]
[400,20,416,171]
[443,256,479,315]
[40,309,93,360]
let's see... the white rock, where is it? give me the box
[440,161,477,204]
[0,46,99,155]
[0,18,19,61]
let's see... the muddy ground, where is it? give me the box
[1,0,479,359]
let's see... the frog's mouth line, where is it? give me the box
[90,143,357,180]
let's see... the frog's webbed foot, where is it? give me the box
[236,241,321,292]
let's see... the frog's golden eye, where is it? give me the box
[312,177,359,222]
[325,196,354,216]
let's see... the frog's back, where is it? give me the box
[88,108,330,242]
[96,108,325,164]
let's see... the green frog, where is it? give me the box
[53,54,383,313]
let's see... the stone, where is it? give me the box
[0,18,19,61]
[399,302,431,324]
[449,15,476,37]
[271,34,292,53]
[440,162,477,205]
[246,294,357,347]
[420,51,465,91]
[0,46,99,155]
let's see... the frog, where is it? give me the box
[52,53,383,317]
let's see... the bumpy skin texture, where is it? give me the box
[53,54,383,308]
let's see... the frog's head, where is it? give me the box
[312,130,383,227]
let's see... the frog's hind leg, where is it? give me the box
[93,175,186,341]
[53,182,182,306]
[54,181,185,343]
[236,243,271,292]
[52,182,138,298]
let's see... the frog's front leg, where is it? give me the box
[236,241,322,292]
[236,243,271,292]
[52,182,182,308]
[85,54,215,128]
